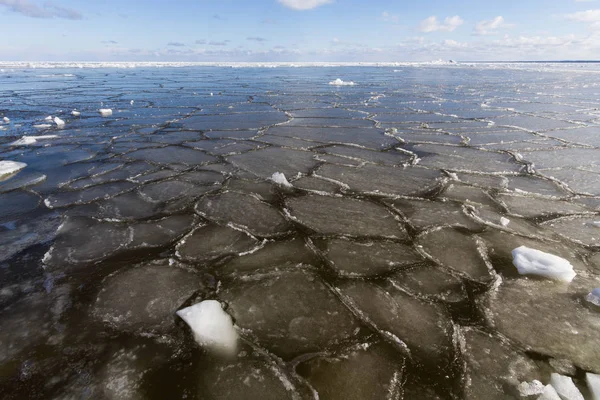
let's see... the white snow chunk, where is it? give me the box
[33,124,52,129]
[586,288,600,306]
[71,110,81,117]
[587,373,600,400]
[3,117,10,123]
[99,108,113,117]
[176,300,238,354]
[9,135,58,146]
[130,100,134,105]
[270,172,292,188]
[53,116,65,127]
[329,78,356,86]
[519,380,545,396]
[0,160,27,178]
[549,373,584,400]
[538,385,562,400]
[500,217,510,227]
[511,246,576,282]
[44,116,53,121]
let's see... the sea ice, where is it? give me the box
[71,110,80,116]
[33,124,52,129]
[587,288,600,306]
[518,380,545,396]
[329,78,355,86]
[176,300,238,354]
[44,116,52,121]
[270,172,292,188]
[0,160,27,179]
[549,373,584,400]
[538,385,562,400]
[511,246,576,282]
[500,217,510,227]
[10,135,59,146]
[53,116,65,127]
[3,116,9,123]
[587,373,600,400]
[99,108,113,117]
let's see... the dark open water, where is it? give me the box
[0,64,599,399]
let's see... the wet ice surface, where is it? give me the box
[1,64,600,400]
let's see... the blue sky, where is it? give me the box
[1,0,600,61]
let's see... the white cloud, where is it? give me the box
[473,16,511,35]
[277,0,333,11]
[0,0,82,19]
[565,9,600,29]
[419,15,464,33]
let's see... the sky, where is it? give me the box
[1,0,600,62]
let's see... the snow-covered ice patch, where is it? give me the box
[270,172,292,188]
[9,135,59,146]
[53,117,65,127]
[587,373,600,400]
[329,78,355,86]
[99,108,113,117]
[71,110,81,117]
[176,300,238,354]
[518,380,544,396]
[586,288,600,306]
[549,373,584,400]
[500,217,510,227]
[0,160,27,178]
[511,246,576,282]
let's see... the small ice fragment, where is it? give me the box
[33,124,52,129]
[176,300,238,354]
[500,217,510,227]
[270,172,292,188]
[519,380,545,396]
[71,110,81,117]
[587,373,600,400]
[549,373,584,400]
[44,116,53,121]
[329,78,356,86]
[538,385,562,400]
[0,160,27,178]
[3,117,10,123]
[53,117,65,127]
[210,92,213,96]
[130,100,134,105]
[586,288,600,306]
[590,221,600,228]
[99,108,113,117]
[512,246,576,282]
[9,135,58,146]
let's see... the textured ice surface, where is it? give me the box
[286,194,407,238]
[539,384,563,400]
[329,78,355,86]
[228,147,317,179]
[195,191,291,237]
[297,342,404,400]
[512,246,576,282]
[176,224,258,263]
[460,327,542,399]
[176,300,238,354]
[94,260,201,334]
[219,270,360,359]
[542,216,600,247]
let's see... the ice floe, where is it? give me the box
[329,78,355,86]
[0,160,27,179]
[587,288,600,306]
[99,108,113,117]
[3,116,9,123]
[549,373,584,400]
[9,135,59,146]
[53,116,65,127]
[511,246,576,282]
[270,171,292,187]
[71,110,80,116]
[176,300,238,354]
[587,373,600,400]
[538,384,562,400]
[518,380,545,396]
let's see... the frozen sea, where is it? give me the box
[1,62,600,399]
